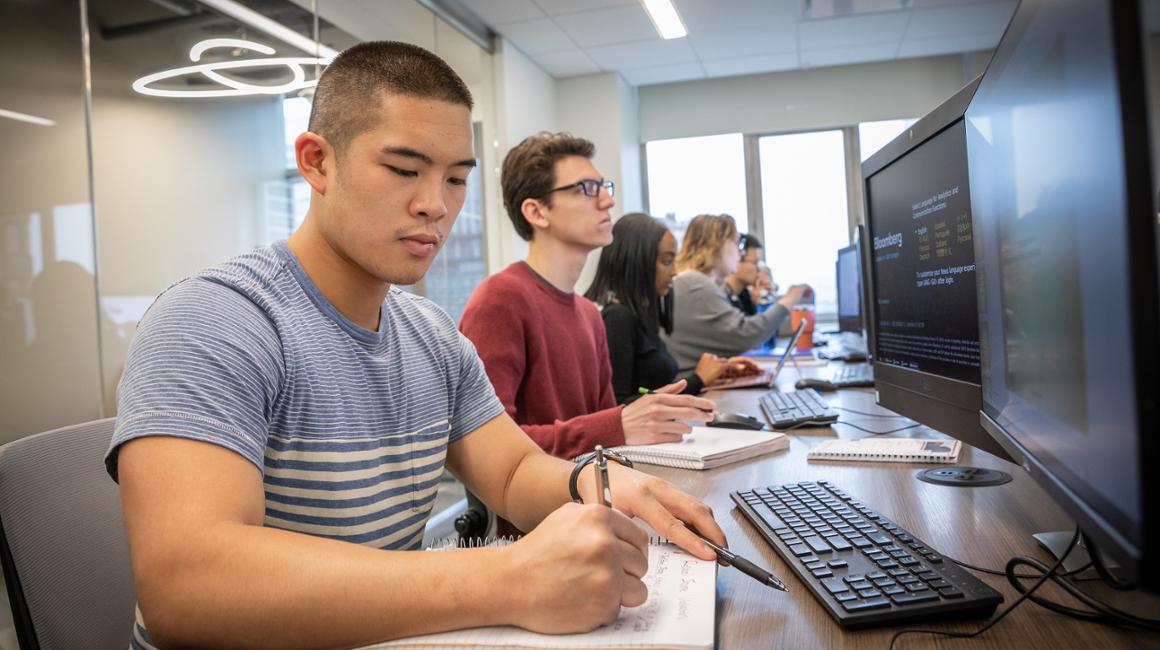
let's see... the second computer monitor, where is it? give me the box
[836,242,862,333]
[862,77,1010,461]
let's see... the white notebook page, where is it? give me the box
[366,544,715,649]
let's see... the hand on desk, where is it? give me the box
[621,379,715,445]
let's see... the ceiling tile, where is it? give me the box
[689,27,797,60]
[585,38,699,69]
[457,0,544,24]
[799,42,899,68]
[495,18,576,55]
[798,12,910,50]
[701,53,800,78]
[620,62,705,86]
[905,2,1016,40]
[553,5,658,47]
[533,49,604,77]
[897,32,1000,58]
[675,0,797,34]
[532,0,636,16]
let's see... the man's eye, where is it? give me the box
[448,177,468,186]
[386,165,418,178]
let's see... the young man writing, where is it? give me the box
[459,133,716,463]
[109,42,724,649]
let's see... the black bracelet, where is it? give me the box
[568,449,634,503]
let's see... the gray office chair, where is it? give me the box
[0,418,136,649]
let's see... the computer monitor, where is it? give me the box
[967,0,1158,588]
[835,241,861,333]
[861,76,1011,462]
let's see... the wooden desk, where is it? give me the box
[648,362,1160,649]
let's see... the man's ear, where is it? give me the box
[296,132,333,195]
[521,197,550,233]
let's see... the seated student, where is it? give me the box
[724,233,763,315]
[585,212,759,404]
[108,42,724,649]
[460,134,716,462]
[662,213,811,369]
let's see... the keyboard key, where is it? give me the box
[802,536,833,554]
[927,579,952,589]
[866,551,888,561]
[887,569,909,577]
[939,587,964,599]
[865,571,888,580]
[876,559,900,569]
[857,588,882,598]
[898,557,920,567]
[812,568,834,578]
[905,583,930,593]
[827,559,848,569]
[834,591,858,602]
[867,532,892,545]
[848,536,872,548]
[898,576,919,585]
[890,591,940,605]
[843,574,866,583]
[804,561,825,571]
[848,580,873,590]
[883,586,906,595]
[825,536,853,551]
[822,578,849,594]
[788,544,811,557]
[871,577,895,588]
[842,597,891,612]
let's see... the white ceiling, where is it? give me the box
[456,0,1018,86]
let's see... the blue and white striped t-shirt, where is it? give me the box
[107,240,504,548]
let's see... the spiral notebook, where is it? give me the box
[807,438,961,464]
[606,426,788,470]
[365,542,715,649]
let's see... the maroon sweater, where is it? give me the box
[459,262,626,460]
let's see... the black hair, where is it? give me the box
[740,232,763,250]
[585,213,675,335]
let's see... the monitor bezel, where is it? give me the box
[972,0,1158,588]
[860,76,1012,461]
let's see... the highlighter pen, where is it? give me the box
[636,387,715,414]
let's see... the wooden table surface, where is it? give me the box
[643,359,1160,649]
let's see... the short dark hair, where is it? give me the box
[501,132,595,241]
[308,41,473,155]
[740,232,763,251]
[585,213,674,335]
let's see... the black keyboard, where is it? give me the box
[759,389,839,428]
[829,364,874,387]
[732,480,1002,628]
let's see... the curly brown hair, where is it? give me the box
[501,132,596,241]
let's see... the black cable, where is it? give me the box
[1084,532,1136,591]
[886,528,1081,650]
[950,555,1093,579]
[1003,555,1160,631]
[832,420,923,435]
[831,405,909,419]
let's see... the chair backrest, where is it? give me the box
[0,418,136,649]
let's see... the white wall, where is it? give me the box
[487,39,557,273]
[557,72,642,293]
[639,52,990,142]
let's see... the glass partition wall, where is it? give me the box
[0,0,496,443]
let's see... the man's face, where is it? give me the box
[538,155,615,250]
[319,93,475,286]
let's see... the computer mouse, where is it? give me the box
[706,412,765,431]
[795,377,838,392]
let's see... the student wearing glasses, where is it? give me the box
[724,233,764,316]
[662,213,812,369]
[585,213,759,404]
[460,133,715,469]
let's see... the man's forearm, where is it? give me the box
[499,450,576,532]
[137,522,516,649]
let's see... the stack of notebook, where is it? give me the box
[602,426,789,470]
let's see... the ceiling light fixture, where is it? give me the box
[0,108,56,127]
[196,0,338,58]
[132,39,331,98]
[640,0,687,40]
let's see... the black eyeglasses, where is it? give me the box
[544,178,615,199]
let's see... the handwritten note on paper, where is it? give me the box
[367,544,716,650]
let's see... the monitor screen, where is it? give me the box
[968,0,1155,565]
[866,120,980,385]
[836,243,861,333]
